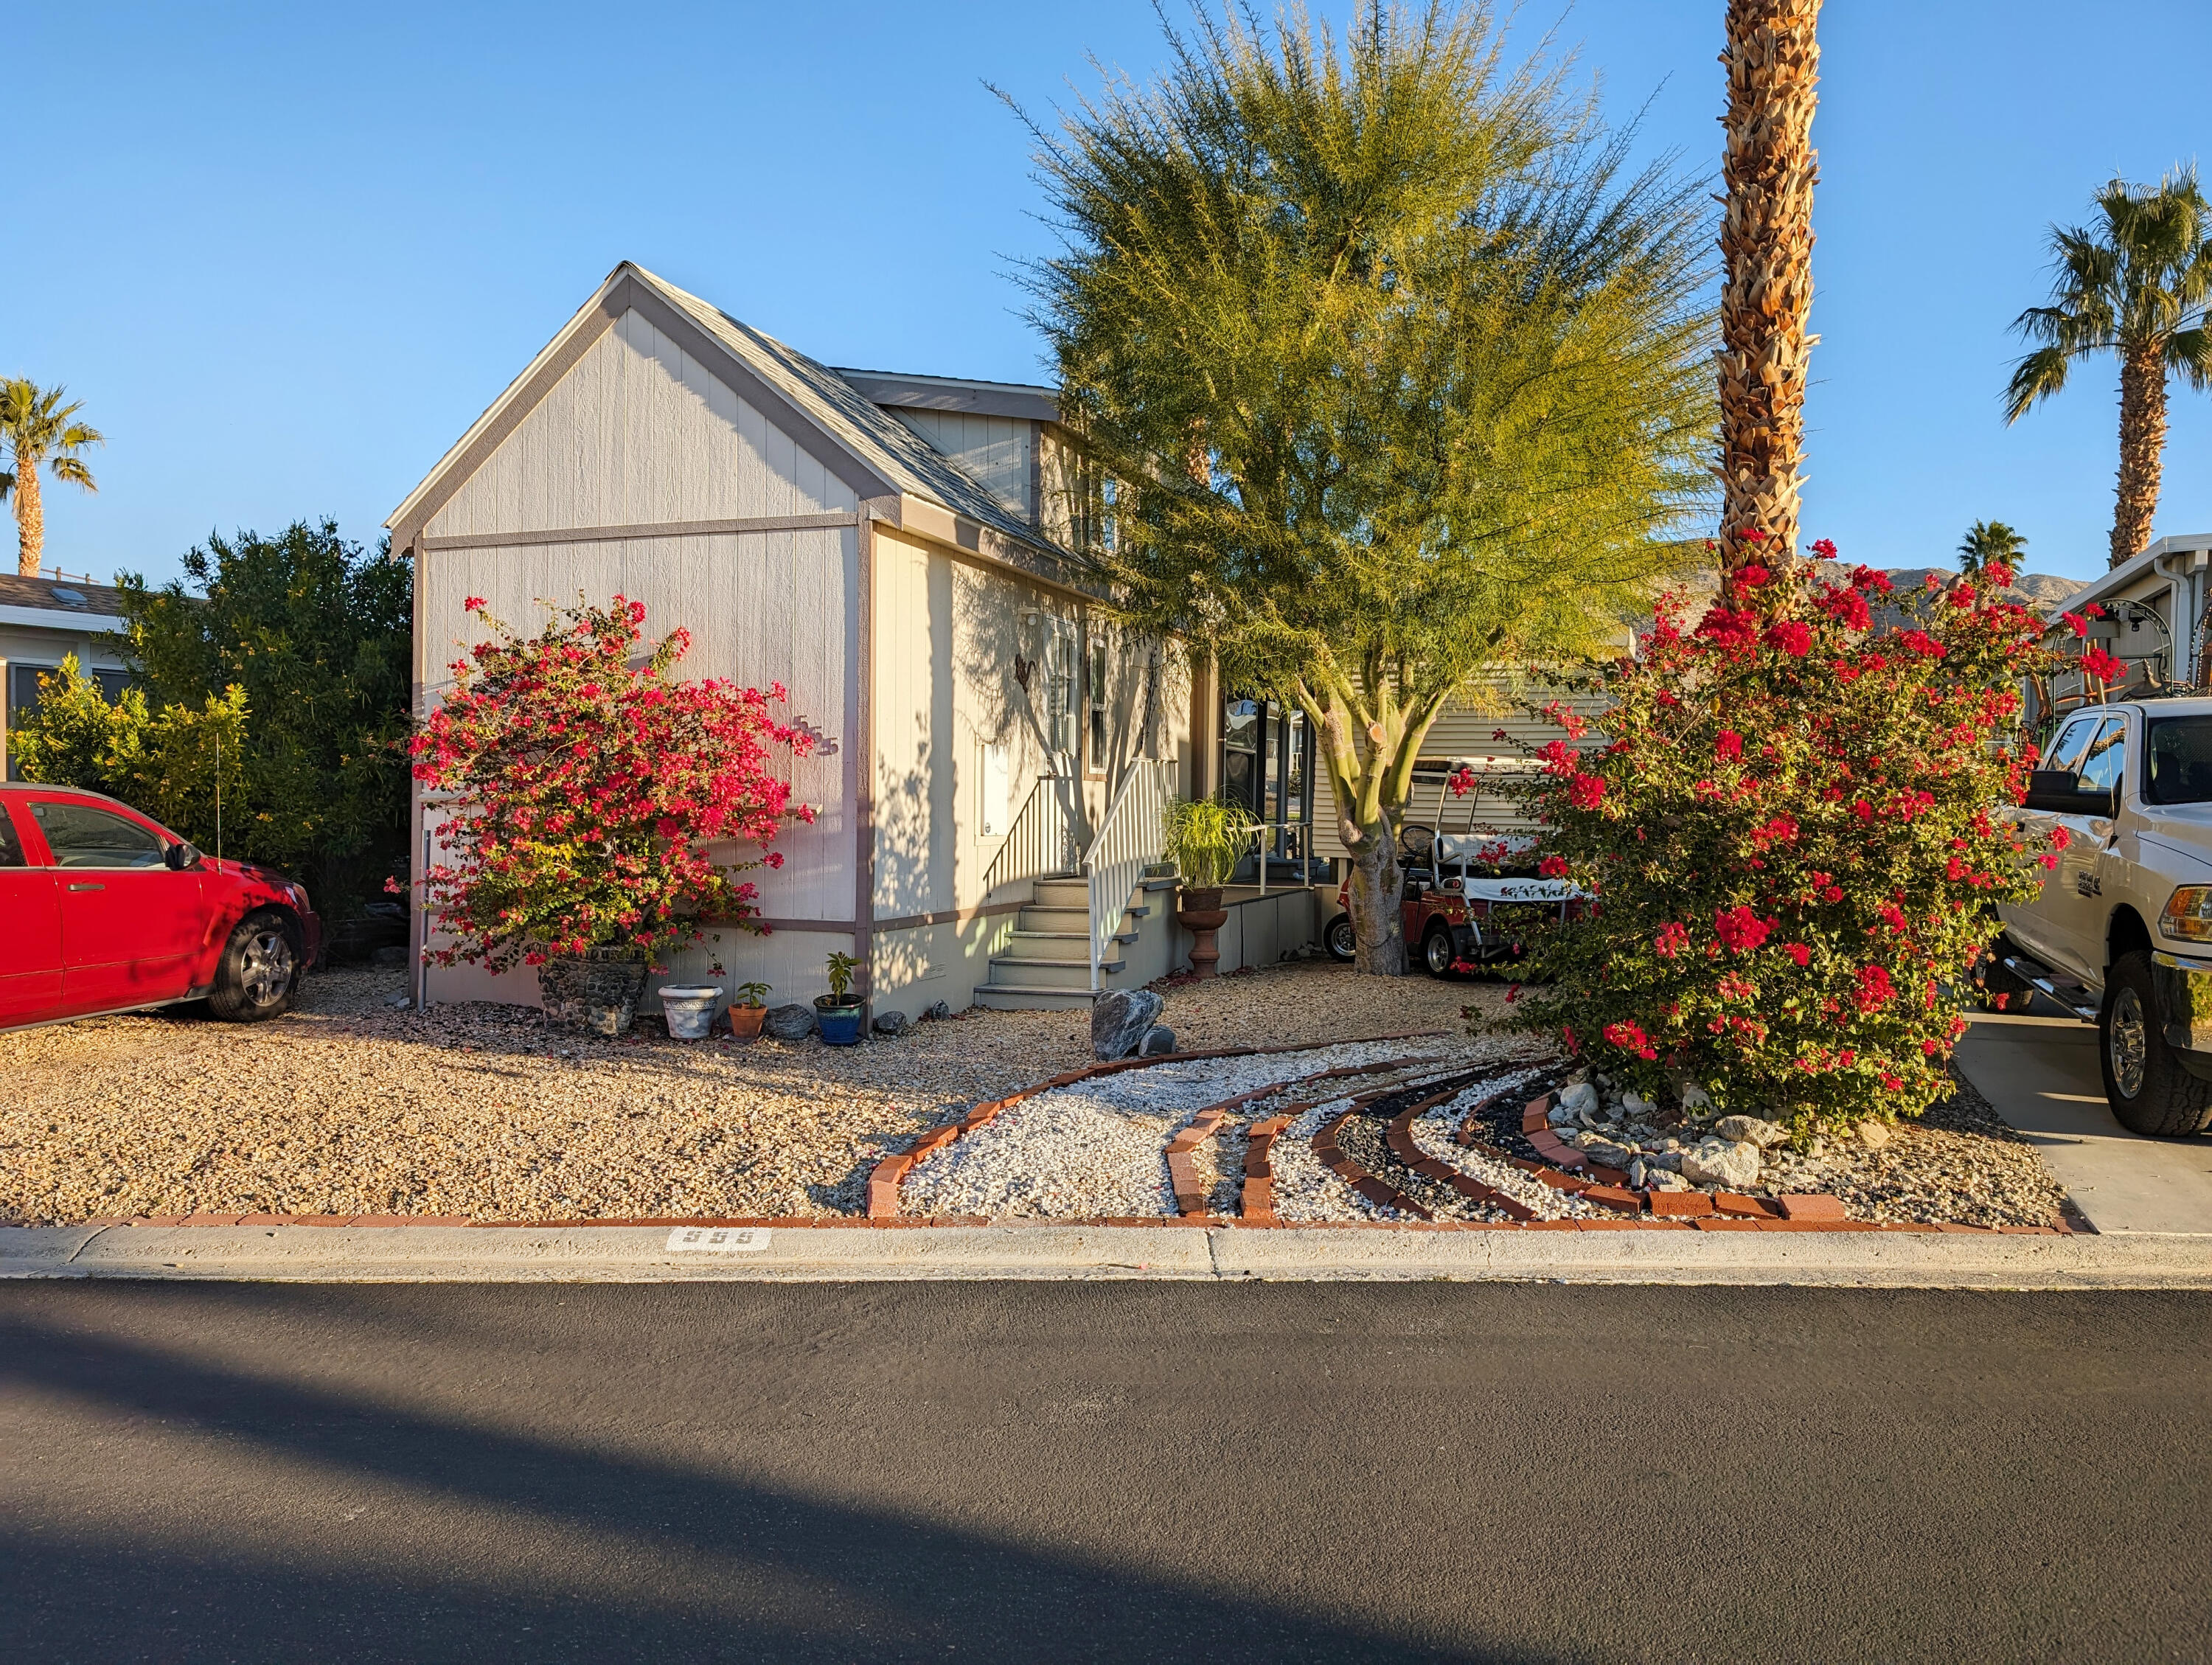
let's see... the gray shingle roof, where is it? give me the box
[0,573,128,616]
[635,265,1068,559]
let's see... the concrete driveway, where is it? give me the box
[1955,1002,2212,1234]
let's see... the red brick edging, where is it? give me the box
[863,1030,1453,1220]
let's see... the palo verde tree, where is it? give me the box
[2005,170,2212,569]
[1015,1,1715,972]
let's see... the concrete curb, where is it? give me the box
[3,1223,2206,1287]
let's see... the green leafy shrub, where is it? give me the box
[10,655,249,845]
[1503,546,2058,1133]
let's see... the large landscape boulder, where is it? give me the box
[1091,989,1166,1060]
[762,1003,818,1042]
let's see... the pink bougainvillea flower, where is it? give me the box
[1714,906,1772,953]
[2081,646,2126,682]
[1565,774,1605,810]
[1783,942,1811,967]
[1655,920,1690,959]
[463,595,487,612]
[1715,729,1744,762]
[1538,855,1571,878]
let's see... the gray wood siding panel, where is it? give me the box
[887,409,1034,521]
[420,526,854,920]
[425,309,858,540]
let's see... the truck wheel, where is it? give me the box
[2098,950,2212,1136]
[206,911,301,1023]
[1422,922,1458,978]
[1324,914,1357,963]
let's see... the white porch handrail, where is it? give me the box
[981,771,1082,900]
[1082,758,1176,991]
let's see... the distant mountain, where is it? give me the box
[1874,566,2088,616]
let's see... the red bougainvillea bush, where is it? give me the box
[408,596,812,972]
[1504,541,2062,1133]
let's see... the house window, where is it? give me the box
[1088,639,1110,771]
[1043,627,1077,764]
[1220,693,1314,877]
[6,662,128,780]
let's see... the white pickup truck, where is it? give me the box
[1994,696,2212,1136]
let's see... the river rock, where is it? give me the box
[1715,1114,1790,1149]
[1091,989,1166,1060]
[1138,1024,1177,1057]
[1557,1081,1600,1116]
[763,1003,817,1041]
[1681,1136,1763,1189]
[872,1010,910,1037]
[1646,1168,1694,1192]
[1621,1090,1654,1121]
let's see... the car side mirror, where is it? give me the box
[164,841,201,870]
[2022,771,2116,816]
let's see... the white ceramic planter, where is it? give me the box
[658,985,724,1040]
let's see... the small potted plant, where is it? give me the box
[728,980,772,1040]
[1161,795,1259,978]
[815,950,864,1045]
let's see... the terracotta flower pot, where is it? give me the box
[1175,884,1229,979]
[727,1004,768,1041]
[535,949,650,1037]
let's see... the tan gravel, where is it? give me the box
[0,962,1497,1226]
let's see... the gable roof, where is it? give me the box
[388,261,1076,573]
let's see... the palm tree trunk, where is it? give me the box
[1717,0,1821,570]
[2111,341,2168,566]
[13,460,41,578]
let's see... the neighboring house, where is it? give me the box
[0,573,131,781]
[2030,533,2212,727]
[388,261,1316,1021]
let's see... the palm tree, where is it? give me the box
[2006,170,2212,569]
[0,378,104,579]
[1957,518,2028,578]
[1717,0,1822,569]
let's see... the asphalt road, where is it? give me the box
[3,1282,2207,1664]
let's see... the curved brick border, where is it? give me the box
[864,1030,1453,1219]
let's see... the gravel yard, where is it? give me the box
[0,961,1495,1226]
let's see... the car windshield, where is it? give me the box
[2144,716,2212,805]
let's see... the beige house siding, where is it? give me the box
[423,307,858,539]
[883,409,1032,521]
[868,524,1194,1019]
[1,619,133,780]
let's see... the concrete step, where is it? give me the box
[1034,878,1091,908]
[987,956,1094,990]
[1018,906,1089,933]
[971,985,1098,1011]
[1004,931,1091,963]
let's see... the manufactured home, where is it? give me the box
[2029,533,2212,726]
[1,573,132,780]
[387,262,1318,1021]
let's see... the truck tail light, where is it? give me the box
[2162,886,2212,941]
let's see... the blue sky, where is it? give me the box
[8,1,2208,588]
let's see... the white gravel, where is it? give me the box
[900,1039,1472,1220]
[1408,1074,1602,1221]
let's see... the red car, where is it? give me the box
[0,782,321,1032]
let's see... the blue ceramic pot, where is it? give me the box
[815,998,864,1046]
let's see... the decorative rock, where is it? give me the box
[1715,1114,1790,1149]
[1677,1082,1712,1113]
[1557,1081,1600,1116]
[1646,1168,1693,1192]
[1856,1119,1894,1151]
[1681,1136,1763,1189]
[1138,1024,1177,1057]
[1548,1103,1579,1126]
[920,1000,952,1021]
[1621,1090,1654,1121]
[872,1010,910,1037]
[1581,1137,1636,1170]
[762,1003,818,1041]
[1090,988,1166,1060]
[1627,1158,1647,1189]
[382,992,413,1009]
[1645,1149,1684,1173]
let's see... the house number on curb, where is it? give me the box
[665,1227,771,1254]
